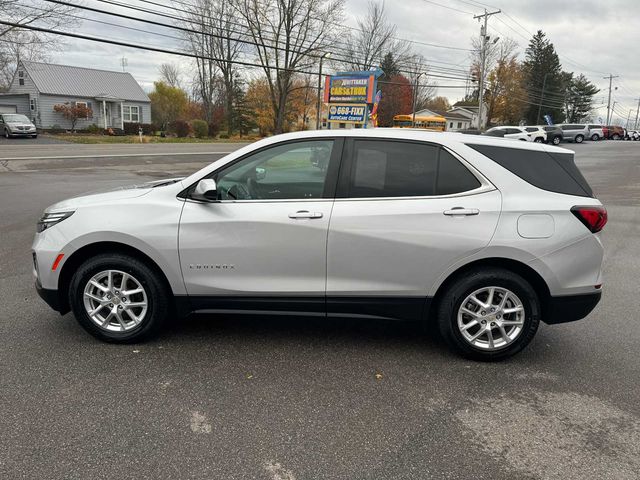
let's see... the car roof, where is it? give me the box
[254,128,572,154]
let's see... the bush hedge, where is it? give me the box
[191,119,208,138]
[170,119,191,138]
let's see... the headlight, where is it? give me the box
[37,211,75,233]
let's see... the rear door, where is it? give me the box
[326,138,501,321]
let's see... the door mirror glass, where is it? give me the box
[255,167,267,180]
[191,179,218,202]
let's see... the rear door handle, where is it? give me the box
[289,210,323,219]
[443,207,480,216]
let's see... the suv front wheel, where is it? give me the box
[69,253,169,342]
[436,268,540,361]
[574,134,584,143]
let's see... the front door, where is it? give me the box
[179,138,342,313]
[326,138,501,321]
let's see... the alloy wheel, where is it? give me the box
[83,270,148,332]
[457,286,525,350]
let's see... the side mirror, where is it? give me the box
[255,167,267,180]
[191,178,218,202]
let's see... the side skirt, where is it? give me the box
[175,295,431,322]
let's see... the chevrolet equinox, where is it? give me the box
[33,130,606,360]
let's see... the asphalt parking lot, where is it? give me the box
[1,139,639,479]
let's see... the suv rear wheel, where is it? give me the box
[437,268,540,361]
[68,253,169,342]
[552,136,561,145]
[591,133,600,141]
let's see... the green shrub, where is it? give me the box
[208,121,221,138]
[86,124,103,134]
[123,123,154,135]
[191,119,208,138]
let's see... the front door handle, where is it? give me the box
[289,210,323,219]
[443,207,480,216]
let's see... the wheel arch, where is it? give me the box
[427,257,552,324]
[57,241,177,315]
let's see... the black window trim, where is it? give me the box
[335,137,494,201]
[178,137,345,203]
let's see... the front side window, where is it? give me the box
[346,140,480,198]
[215,140,334,201]
[123,105,140,123]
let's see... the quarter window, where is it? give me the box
[347,140,480,198]
[215,140,334,200]
[123,105,140,123]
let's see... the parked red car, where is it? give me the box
[606,125,625,140]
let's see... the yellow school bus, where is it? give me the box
[392,114,447,131]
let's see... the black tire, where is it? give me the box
[612,134,620,140]
[534,137,543,143]
[552,136,561,145]
[591,134,600,141]
[32,134,38,139]
[68,253,169,343]
[4,128,10,139]
[436,268,541,361]
[574,134,584,143]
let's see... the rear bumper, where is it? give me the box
[35,280,66,314]
[544,291,601,324]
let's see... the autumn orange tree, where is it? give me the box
[246,78,274,136]
[53,102,93,131]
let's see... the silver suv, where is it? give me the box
[559,124,589,143]
[33,130,606,360]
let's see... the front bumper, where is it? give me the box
[544,291,602,324]
[8,129,37,136]
[35,280,66,314]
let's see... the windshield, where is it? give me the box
[2,114,30,123]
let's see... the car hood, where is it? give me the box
[45,177,183,212]
[8,122,35,127]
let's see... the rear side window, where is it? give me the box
[347,140,480,198]
[466,144,593,197]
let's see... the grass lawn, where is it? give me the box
[44,134,258,144]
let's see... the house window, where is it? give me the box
[457,122,462,128]
[75,101,91,119]
[30,99,37,111]
[449,122,454,128]
[123,105,140,123]
[18,70,24,85]
[19,78,24,86]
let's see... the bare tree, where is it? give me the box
[0,0,78,89]
[180,0,244,134]
[237,0,344,134]
[337,1,411,72]
[158,63,182,89]
[403,54,436,111]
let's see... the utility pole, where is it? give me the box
[603,74,619,125]
[412,72,426,127]
[315,52,331,130]
[473,8,501,131]
[626,109,632,130]
[120,57,128,72]
[536,72,550,125]
[634,98,640,130]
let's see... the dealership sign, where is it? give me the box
[324,74,376,104]
[327,104,368,124]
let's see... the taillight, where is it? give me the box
[571,206,607,233]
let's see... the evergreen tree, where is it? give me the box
[523,31,565,124]
[379,52,400,79]
[564,74,600,122]
[231,79,257,137]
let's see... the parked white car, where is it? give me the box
[523,126,548,143]
[626,130,639,141]
[33,129,606,360]
[484,126,532,141]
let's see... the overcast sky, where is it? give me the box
[51,0,640,124]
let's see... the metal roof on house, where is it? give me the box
[21,61,150,102]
